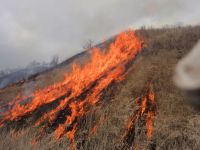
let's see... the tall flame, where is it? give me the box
[0,30,142,148]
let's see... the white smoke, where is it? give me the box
[0,0,199,70]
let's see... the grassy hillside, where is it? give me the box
[0,26,200,150]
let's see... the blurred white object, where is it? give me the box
[174,41,200,90]
[174,41,200,109]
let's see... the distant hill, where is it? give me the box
[0,64,53,88]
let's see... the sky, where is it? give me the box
[0,0,200,70]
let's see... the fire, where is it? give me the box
[89,116,106,135]
[31,138,37,146]
[122,82,157,148]
[141,97,147,115]
[146,111,154,140]
[0,30,142,149]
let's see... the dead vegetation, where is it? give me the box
[0,25,200,150]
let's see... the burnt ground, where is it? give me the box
[0,26,200,150]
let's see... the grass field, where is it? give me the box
[0,26,200,150]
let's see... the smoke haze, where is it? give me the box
[0,0,199,70]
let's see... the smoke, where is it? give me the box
[0,0,199,70]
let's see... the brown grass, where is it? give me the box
[0,25,200,150]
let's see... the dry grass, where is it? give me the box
[0,25,200,150]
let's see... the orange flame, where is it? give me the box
[141,97,147,115]
[89,116,106,135]
[31,138,37,146]
[0,30,142,149]
[123,82,157,148]
[146,111,154,140]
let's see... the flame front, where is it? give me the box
[122,82,157,148]
[0,30,142,148]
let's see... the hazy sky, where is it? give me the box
[0,0,199,70]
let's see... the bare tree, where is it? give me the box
[50,55,59,66]
[83,40,94,50]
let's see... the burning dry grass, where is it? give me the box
[0,26,200,150]
[0,30,143,149]
[122,82,157,149]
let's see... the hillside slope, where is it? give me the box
[0,26,200,150]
